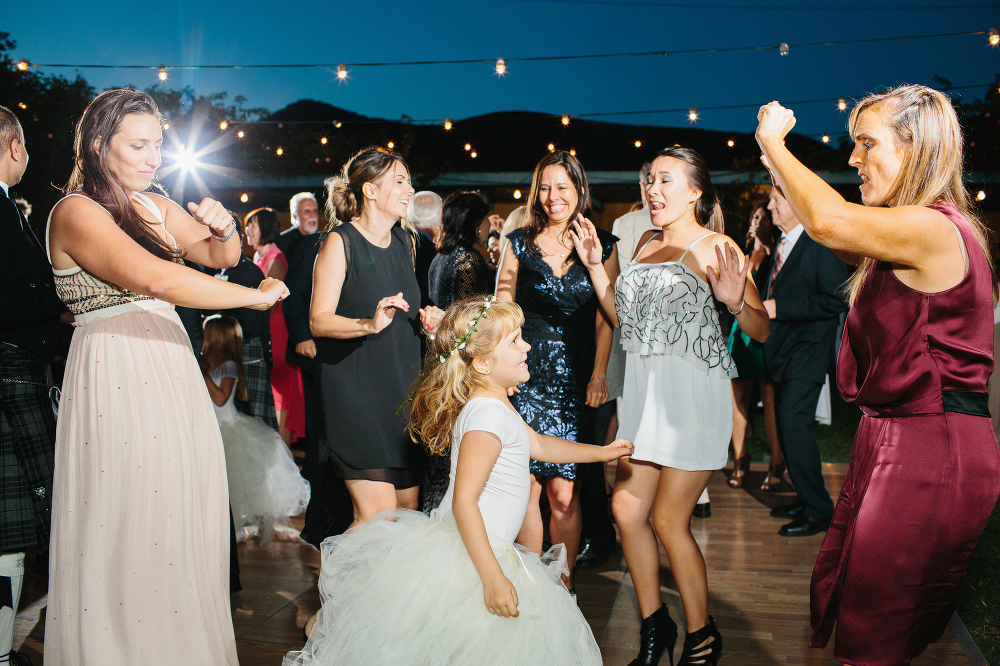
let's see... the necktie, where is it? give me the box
[767,237,789,299]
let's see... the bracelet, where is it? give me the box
[593,378,605,383]
[727,299,746,316]
[212,220,237,242]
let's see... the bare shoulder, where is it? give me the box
[50,195,113,232]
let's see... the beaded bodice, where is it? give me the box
[615,233,736,379]
[46,192,178,318]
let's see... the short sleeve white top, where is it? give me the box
[436,397,531,542]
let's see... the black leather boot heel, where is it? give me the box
[628,604,678,666]
[679,616,722,666]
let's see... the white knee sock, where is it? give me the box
[0,552,25,658]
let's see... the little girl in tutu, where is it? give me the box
[284,297,633,665]
[201,315,310,543]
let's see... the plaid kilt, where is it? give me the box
[0,343,56,552]
[235,336,279,431]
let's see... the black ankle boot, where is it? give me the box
[679,616,722,665]
[628,604,678,666]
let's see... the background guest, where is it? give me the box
[277,191,321,263]
[761,188,850,536]
[0,105,62,666]
[727,202,783,490]
[407,190,442,309]
[13,197,30,222]
[246,207,306,445]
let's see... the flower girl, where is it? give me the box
[201,315,310,542]
[284,297,633,665]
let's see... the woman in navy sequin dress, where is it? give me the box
[496,151,618,588]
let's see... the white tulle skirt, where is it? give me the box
[218,413,310,542]
[283,510,602,666]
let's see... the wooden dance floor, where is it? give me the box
[13,462,974,664]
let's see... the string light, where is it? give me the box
[219,121,228,130]
[158,65,167,81]
[337,63,348,81]
[561,115,570,126]
[387,141,394,150]
[321,137,327,144]
[569,149,576,156]
[978,190,987,200]
[495,58,506,76]
[470,151,478,158]
[240,193,249,203]
[334,121,343,128]
[547,143,555,152]
[162,123,169,130]
[16,60,29,71]
[276,147,283,156]
[634,140,642,148]
[444,119,453,131]
[514,190,522,200]
[688,107,698,123]
[838,97,848,111]
[822,134,830,143]
[727,139,734,147]
[237,130,244,138]
[780,42,789,56]
[464,143,472,151]
[990,28,999,46]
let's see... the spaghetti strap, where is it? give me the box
[132,192,165,224]
[628,233,660,267]
[678,232,716,263]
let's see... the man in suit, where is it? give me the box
[0,105,63,665]
[762,187,850,537]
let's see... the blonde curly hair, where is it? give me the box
[408,298,524,456]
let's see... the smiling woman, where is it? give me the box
[756,85,1000,665]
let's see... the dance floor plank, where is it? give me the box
[13,462,973,664]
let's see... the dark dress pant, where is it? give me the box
[775,378,835,523]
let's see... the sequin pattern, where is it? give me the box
[506,227,617,479]
[54,269,156,315]
[616,262,736,379]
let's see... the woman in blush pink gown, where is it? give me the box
[246,207,306,444]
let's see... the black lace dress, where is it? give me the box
[427,246,494,309]
[506,227,617,480]
[422,245,494,513]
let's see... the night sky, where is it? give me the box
[6,0,999,141]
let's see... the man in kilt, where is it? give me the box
[211,217,279,431]
[0,106,64,665]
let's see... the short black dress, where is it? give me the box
[314,223,423,489]
[506,227,617,480]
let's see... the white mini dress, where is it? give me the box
[615,233,737,471]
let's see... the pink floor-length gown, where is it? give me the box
[255,244,306,440]
[44,193,238,664]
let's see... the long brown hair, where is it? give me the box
[523,151,591,257]
[202,316,249,402]
[408,299,525,456]
[844,84,995,305]
[64,88,179,261]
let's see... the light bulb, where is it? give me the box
[977,190,987,201]
[634,140,642,148]
[838,97,847,112]
[158,65,167,81]
[444,119,453,131]
[276,148,283,156]
[569,149,576,156]
[237,130,244,138]
[240,193,249,203]
[990,28,999,46]
[727,139,734,148]
[334,121,343,128]
[464,143,471,151]
[337,63,348,81]
[495,58,506,76]
[162,123,169,130]
[561,115,570,126]
[470,151,477,158]
[387,141,394,150]
[822,134,830,143]
[688,108,698,123]
[779,42,789,56]
[513,190,522,200]
[321,137,327,145]
[16,60,28,71]
[548,143,555,152]
[219,121,228,130]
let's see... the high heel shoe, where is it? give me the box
[727,453,750,489]
[679,616,722,665]
[628,604,678,666]
[760,461,785,492]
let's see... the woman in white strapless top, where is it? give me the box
[570,147,770,666]
[43,88,287,665]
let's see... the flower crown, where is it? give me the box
[437,296,494,364]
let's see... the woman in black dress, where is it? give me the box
[422,190,495,512]
[495,151,618,589]
[310,148,442,528]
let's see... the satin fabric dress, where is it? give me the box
[810,202,1000,664]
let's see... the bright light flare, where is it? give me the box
[240,193,249,203]
[495,58,506,76]
[688,108,698,123]
[838,97,847,112]
[547,143,555,152]
[561,115,570,126]
[158,65,167,81]
[977,190,987,201]
[822,134,830,143]
[444,119,453,131]
[634,140,642,148]
[16,60,29,71]
[513,189,522,200]
[727,139,734,148]
[337,63,348,81]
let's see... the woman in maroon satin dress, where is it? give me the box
[756,85,1000,665]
